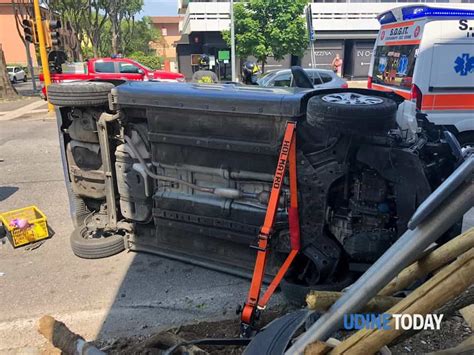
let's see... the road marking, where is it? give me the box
[0,100,48,121]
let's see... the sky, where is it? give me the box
[141,0,178,17]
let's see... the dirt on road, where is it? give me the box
[95,310,471,354]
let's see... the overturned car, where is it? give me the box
[49,73,459,295]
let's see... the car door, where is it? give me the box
[117,61,145,81]
[269,73,292,87]
[93,60,120,80]
[14,67,24,81]
[309,71,335,89]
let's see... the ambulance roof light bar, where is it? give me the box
[378,5,474,25]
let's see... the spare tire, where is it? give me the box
[70,225,125,259]
[48,81,114,107]
[306,92,397,135]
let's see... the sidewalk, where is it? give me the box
[0,98,50,121]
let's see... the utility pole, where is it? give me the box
[33,0,53,111]
[25,43,37,93]
[230,0,236,82]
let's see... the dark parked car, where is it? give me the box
[47,75,459,298]
[257,68,348,89]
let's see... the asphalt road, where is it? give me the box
[0,115,256,352]
[12,77,41,97]
[0,108,472,352]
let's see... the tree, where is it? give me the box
[223,0,307,72]
[121,17,160,55]
[0,44,18,99]
[11,0,38,92]
[31,1,158,60]
[128,51,162,69]
[85,0,109,58]
[100,16,160,57]
[102,0,142,55]
[47,0,89,61]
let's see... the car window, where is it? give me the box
[372,44,418,90]
[320,73,333,83]
[15,68,21,73]
[309,71,333,85]
[271,73,291,87]
[119,62,141,74]
[7,67,13,73]
[94,61,116,73]
[257,71,277,86]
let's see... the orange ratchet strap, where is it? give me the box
[240,121,301,335]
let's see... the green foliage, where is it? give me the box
[47,1,159,59]
[128,51,162,70]
[121,17,161,55]
[223,0,307,67]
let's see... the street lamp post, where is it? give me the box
[230,0,236,82]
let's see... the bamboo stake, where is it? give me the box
[306,291,401,313]
[304,341,333,355]
[379,228,474,296]
[329,248,474,355]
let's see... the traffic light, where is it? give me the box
[22,19,37,44]
[43,19,62,48]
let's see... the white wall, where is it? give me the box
[182,2,231,34]
[181,2,474,34]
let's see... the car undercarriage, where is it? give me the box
[50,79,459,299]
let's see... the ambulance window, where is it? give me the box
[372,44,418,90]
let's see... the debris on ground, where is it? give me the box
[0,205,51,248]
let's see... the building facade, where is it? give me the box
[0,0,36,66]
[175,0,473,80]
[150,16,181,72]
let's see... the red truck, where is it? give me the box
[40,57,185,97]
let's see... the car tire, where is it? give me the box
[70,225,125,259]
[48,81,115,107]
[12,76,17,84]
[306,92,398,135]
[71,193,90,228]
[0,223,6,239]
[23,75,27,82]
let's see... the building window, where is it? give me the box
[162,27,168,36]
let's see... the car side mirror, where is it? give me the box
[138,69,144,75]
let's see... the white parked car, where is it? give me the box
[7,66,27,83]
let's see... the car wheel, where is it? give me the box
[70,225,125,259]
[12,76,17,84]
[48,81,115,107]
[23,75,27,82]
[306,92,398,135]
